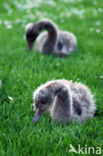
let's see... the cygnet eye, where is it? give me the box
[41,100,46,104]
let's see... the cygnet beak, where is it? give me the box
[33,108,44,123]
[27,41,33,51]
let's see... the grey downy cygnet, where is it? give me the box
[33,79,96,123]
[25,19,77,57]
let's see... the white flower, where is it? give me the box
[100,75,103,79]
[93,1,97,6]
[66,12,71,17]
[98,8,103,13]
[6,24,13,29]
[95,21,101,26]
[4,20,13,29]
[8,96,13,102]
[8,9,12,15]
[4,20,10,25]
[96,29,100,33]
[46,1,56,7]
[15,19,22,24]
[90,28,94,31]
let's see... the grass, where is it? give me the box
[0,0,103,155]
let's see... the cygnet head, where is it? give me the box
[25,23,41,51]
[33,88,54,123]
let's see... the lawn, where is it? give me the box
[0,0,103,155]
